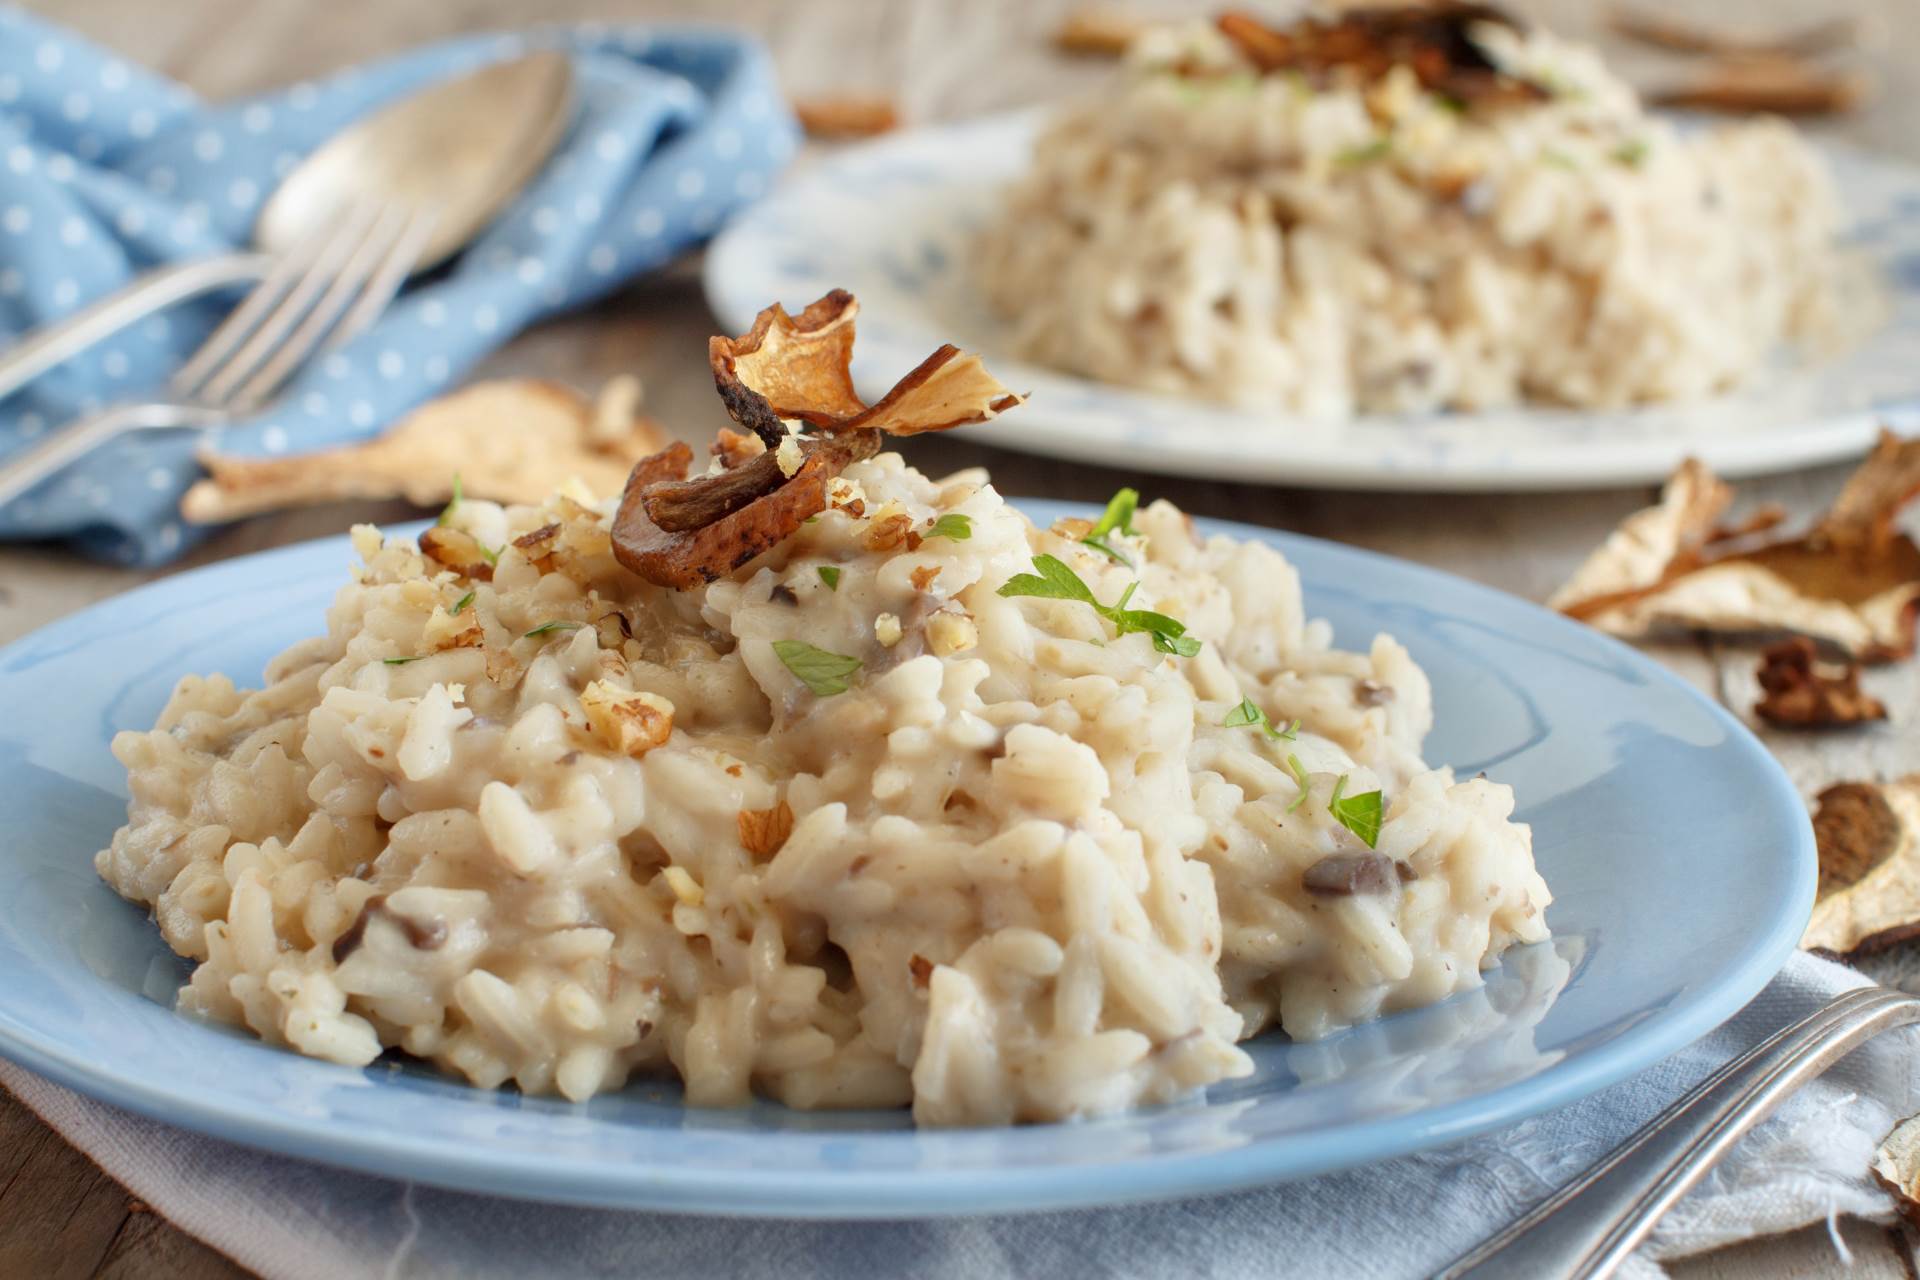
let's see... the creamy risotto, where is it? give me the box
[977,5,1849,416]
[97,298,1550,1127]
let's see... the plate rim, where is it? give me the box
[0,507,1816,1217]
[703,107,1920,493]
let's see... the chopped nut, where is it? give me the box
[738,800,796,857]
[775,435,805,478]
[579,680,675,757]
[875,612,904,648]
[662,865,704,906]
[926,608,978,656]
[418,527,496,582]
[910,564,941,592]
[865,503,915,552]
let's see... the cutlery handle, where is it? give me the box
[0,252,269,404]
[0,402,214,508]
[1439,985,1920,1280]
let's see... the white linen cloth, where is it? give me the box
[2,952,1915,1280]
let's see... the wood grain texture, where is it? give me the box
[1,0,1916,1276]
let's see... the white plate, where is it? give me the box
[706,110,1920,492]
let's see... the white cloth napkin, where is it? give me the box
[2,952,1914,1280]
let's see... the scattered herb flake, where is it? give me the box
[1541,148,1578,170]
[1612,138,1648,168]
[523,620,584,639]
[1222,697,1300,741]
[1285,753,1312,813]
[450,590,475,617]
[817,566,842,590]
[479,543,501,567]
[772,639,863,696]
[383,655,425,666]
[927,513,973,541]
[436,473,463,528]
[1329,776,1385,848]
[1337,137,1392,167]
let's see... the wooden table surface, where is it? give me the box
[4,1,1919,1276]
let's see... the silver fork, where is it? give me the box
[0,197,437,509]
[1440,984,1920,1279]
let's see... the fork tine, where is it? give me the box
[327,203,440,353]
[191,200,384,407]
[217,203,421,413]
[173,200,376,400]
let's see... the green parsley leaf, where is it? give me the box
[478,543,501,567]
[1612,138,1648,168]
[1285,753,1312,813]
[1082,488,1140,565]
[383,655,425,666]
[927,513,973,541]
[523,620,584,639]
[436,473,463,528]
[1337,137,1392,167]
[999,555,1203,658]
[997,553,1100,606]
[1328,775,1385,849]
[772,639,862,696]
[1222,697,1299,741]
[1435,93,1468,115]
[450,590,475,617]
[817,566,842,590]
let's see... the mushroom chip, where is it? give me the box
[1804,776,1920,956]
[1552,433,1920,661]
[1873,1112,1920,1228]
[611,290,1023,589]
[182,378,669,522]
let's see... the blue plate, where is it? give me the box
[0,505,1815,1217]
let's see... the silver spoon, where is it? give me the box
[0,49,574,404]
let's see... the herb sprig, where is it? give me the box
[817,566,842,590]
[450,590,475,617]
[996,554,1200,656]
[1081,488,1139,566]
[1283,755,1386,847]
[436,473,462,528]
[523,620,584,639]
[1222,697,1299,742]
[773,640,862,696]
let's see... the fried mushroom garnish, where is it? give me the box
[1212,4,1548,109]
[612,291,1023,589]
[1804,777,1920,956]
[1552,433,1920,661]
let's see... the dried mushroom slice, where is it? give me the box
[1873,1113,1920,1228]
[1212,4,1548,109]
[614,291,1023,588]
[1804,776,1920,956]
[182,380,671,522]
[1753,638,1886,729]
[1553,434,1920,661]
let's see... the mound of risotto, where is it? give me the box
[978,4,1847,416]
[97,293,1550,1126]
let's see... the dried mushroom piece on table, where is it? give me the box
[1873,1113,1920,1228]
[1649,57,1869,118]
[1054,8,1148,57]
[1753,638,1886,729]
[181,379,670,522]
[611,289,1023,589]
[792,95,900,139]
[1552,433,1920,661]
[1804,777,1920,956]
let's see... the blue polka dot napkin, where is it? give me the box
[0,9,799,565]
